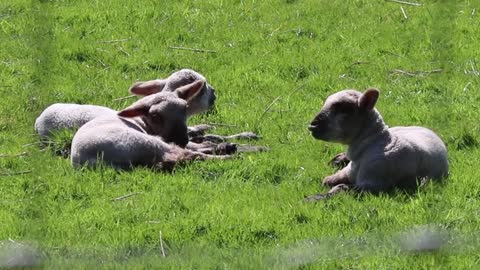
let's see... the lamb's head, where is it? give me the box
[308,88,380,144]
[129,69,216,117]
[119,80,206,148]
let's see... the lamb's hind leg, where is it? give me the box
[159,148,231,171]
[190,132,260,143]
[186,141,238,155]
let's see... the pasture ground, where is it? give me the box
[1,0,480,268]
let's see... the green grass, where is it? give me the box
[1,0,480,268]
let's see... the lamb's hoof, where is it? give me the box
[187,124,215,138]
[233,131,260,140]
[213,142,238,155]
[328,152,350,168]
[236,144,270,153]
[322,176,337,187]
[190,134,224,143]
[201,134,225,143]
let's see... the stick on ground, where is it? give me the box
[0,170,32,177]
[386,0,422,6]
[169,46,216,53]
[159,231,166,257]
[111,192,142,201]
[0,152,28,158]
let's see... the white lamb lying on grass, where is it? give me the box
[35,69,216,140]
[71,80,229,170]
[306,88,448,200]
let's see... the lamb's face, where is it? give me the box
[144,94,189,148]
[186,82,216,116]
[308,90,368,144]
[167,69,216,116]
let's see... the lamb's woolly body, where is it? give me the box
[71,116,177,169]
[70,86,226,169]
[34,69,214,139]
[309,89,448,192]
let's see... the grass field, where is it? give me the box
[1,0,480,268]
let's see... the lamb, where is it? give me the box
[71,80,228,169]
[35,69,216,140]
[306,88,448,199]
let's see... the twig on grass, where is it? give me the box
[159,231,166,257]
[400,6,408,19]
[258,96,282,122]
[0,152,28,158]
[391,68,443,77]
[256,83,305,124]
[113,94,137,102]
[168,46,216,53]
[96,38,130,44]
[111,192,142,201]
[117,46,130,56]
[206,122,238,128]
[0,170,32,177]
[386,0,422,6]
[22,141,53,147]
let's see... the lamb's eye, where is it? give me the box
[333,103,355,114]
[150,113,163,123]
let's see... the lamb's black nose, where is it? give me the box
[308,124,317,131]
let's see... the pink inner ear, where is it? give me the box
[359,90,379,110]
[118,108,146,118]
[129,80,166,96]
[176,80,205,101]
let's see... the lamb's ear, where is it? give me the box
[358,88,379,111]
[117,102,150,118]
[129,79,167,96]
[175,80,205,102]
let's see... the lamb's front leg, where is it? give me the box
[186,141,237,155]
[322,163,352,187]
[329,152,350,169]
[187,124,215,138]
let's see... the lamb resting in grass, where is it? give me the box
[35,69,216,140]
[71,80,228,169]
[307,88,448,196]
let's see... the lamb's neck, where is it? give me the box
[347,111,389,161]
[129,117,151,134]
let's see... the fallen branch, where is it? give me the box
[386,0,422,6]
[113,95,137,102]
[168,46,216,53]
[0,152,28,158]
[0,170,32,177]
[111,192,142,201]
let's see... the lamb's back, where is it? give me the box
[388,126,448,179]
[35,103,116,139]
